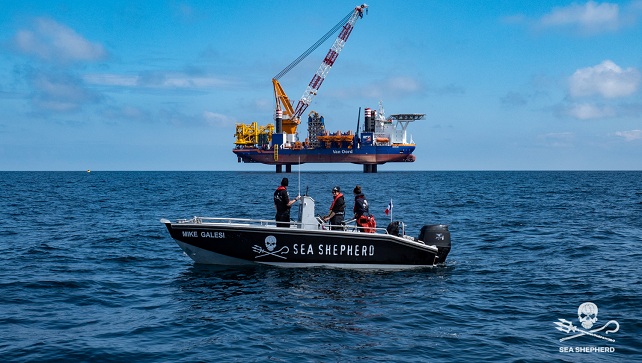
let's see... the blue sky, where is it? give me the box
[1,0,641,171]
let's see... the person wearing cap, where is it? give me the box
[323,186,345,230]
[274,177,299,227]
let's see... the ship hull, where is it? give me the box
[162,221,440,269]
[234,145,416,165]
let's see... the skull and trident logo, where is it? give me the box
[554,302,619,342]
[252,235,289,259]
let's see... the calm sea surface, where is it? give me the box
[1,171,641,362]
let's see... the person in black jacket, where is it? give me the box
[324,186,345,230]
[353,185,374,232]
[274,178,298,227]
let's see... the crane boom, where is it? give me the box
[292,4,368,120]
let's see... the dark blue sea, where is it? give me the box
[1,171,641,362]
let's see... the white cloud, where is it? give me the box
[13,17,107,63]
[569,60,640,99]
[203,111,236,127]
[153,74,230,88]
[501,91,528,107]
[539,1,621,33]
[28,70,101,112]
[330,76,426,100]
[84,72,233,89]
[614,129,642,141]
[100,105,151,123]
[386,76,421,93]
[564,102,616,120]
[83,74,138,87]
[538,132,575,147]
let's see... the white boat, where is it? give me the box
[161,196,451,269]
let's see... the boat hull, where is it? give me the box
[233,144,416,165]
[163,221,440,269]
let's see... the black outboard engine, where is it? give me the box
[418,225,451,263]
[386,221,404,237]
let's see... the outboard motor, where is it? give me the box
[418,225,451,263]
[386,221,404,237]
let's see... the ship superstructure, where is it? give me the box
[234,104,424,173]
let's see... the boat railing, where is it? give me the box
[173,216,423,244]
[177,216,279,227]
[328,219,422,242]
[316,217,397,235]
[175,216,394,235]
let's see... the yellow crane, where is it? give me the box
[235,4,368,146]
[272,4,368,134]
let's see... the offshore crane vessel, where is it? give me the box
[233,4,424,173]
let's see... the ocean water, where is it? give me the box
[1,171,641,362]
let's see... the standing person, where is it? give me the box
[353,185,375,232]
[274,178,298,227]
[324,186,345,230]
[353,185,369,232]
